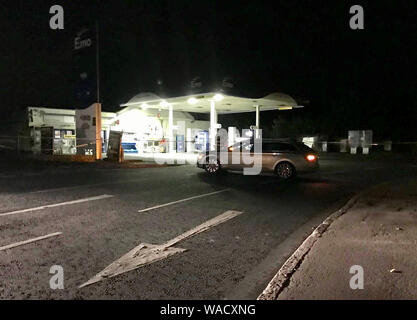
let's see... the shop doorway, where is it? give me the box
[40,127,53,155]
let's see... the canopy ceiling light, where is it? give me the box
[213,93,224,101]
[159,100,169,108]
[187,97,198,104]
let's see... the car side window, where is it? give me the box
[262,142,296,153]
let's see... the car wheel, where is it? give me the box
[204,156,221,174]
[275,162,295,179]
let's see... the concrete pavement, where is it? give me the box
[266,178,417,299]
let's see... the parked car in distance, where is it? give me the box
[197,140,319,179]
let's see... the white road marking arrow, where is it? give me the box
[79,210,243,288]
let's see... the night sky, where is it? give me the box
[1,0,416,139]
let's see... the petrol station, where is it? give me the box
[26,91,302,160]
[118,91,302,155]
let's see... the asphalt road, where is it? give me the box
[1,153,417,299]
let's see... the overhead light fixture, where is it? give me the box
[187,97,198,104]
[159,100,169,107]
[213,93,224,101]
[245,130,254,137]
[278,106,293,110]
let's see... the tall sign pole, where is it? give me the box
[95,20,102,159]
[96,20,100,103]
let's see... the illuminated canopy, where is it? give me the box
[120,92,303,114]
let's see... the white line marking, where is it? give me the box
[28,179,148,194]
[138,189,229,213]
[0,232,62,251]
[0,174,16,179]
[0,195,113,217]
[80,210,243,288]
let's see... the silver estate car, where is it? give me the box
[197,140,319,179]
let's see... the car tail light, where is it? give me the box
[306,154,316,162]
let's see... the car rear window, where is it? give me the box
[295,143,315,153]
